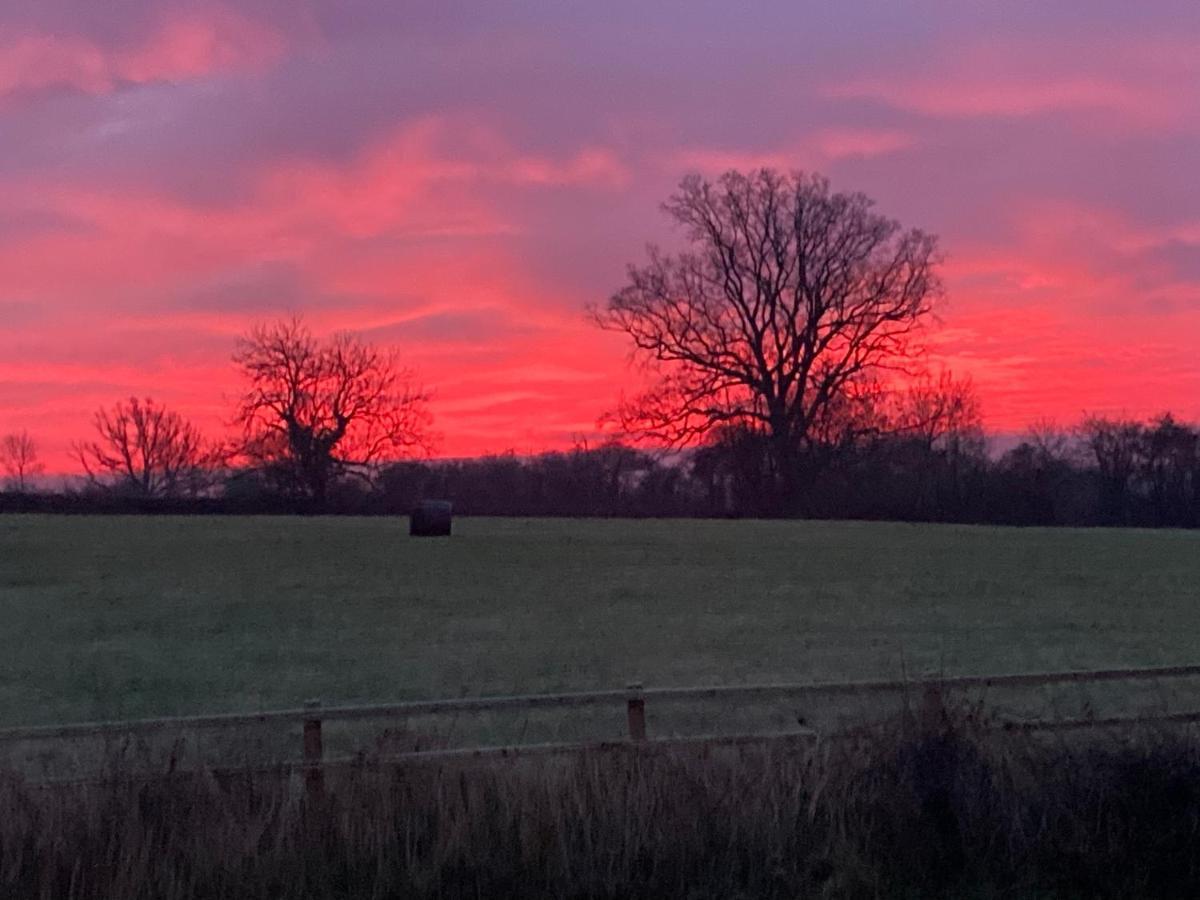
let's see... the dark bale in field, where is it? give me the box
[410,500,452,536]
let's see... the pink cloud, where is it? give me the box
[0,117,632,306]
[673,127,916,175]
[504,148,630,188]
[260,119,628,240]
[0,116,636,469]
[932,200,1200,431]
[823,35,1199,131]
[811,128,916,159]
[0,32,110,96]
[831,76,1162,121]
[931,302,1200,431]
[3,5,1200,472]
[0,8,285,100]
[117,10,286,83]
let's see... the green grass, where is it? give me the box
[1,514,1199,727]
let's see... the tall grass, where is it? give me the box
[4,708,1200,898]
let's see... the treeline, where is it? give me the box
[5,412,1199,527]
[5,172,1197,528]
[812,413,1200,527]
[292,411,1200,526]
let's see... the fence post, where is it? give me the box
[626,682,646,742]
[920,675,945,733]
[303,699,324,799]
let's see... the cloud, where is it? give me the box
[3,3,1200,468]
[673,128,916,174]
[932,201,1200,430]
[258,119,628,241]
[366,308,543,345]
[811,128,916,160]
[822,34,1200,133]
[0,117,630,312]
[0,8,285,101]
[503,148,629,188]
[0,112,635,466]
[829,76,1163,121]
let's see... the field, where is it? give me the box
[2,514,1199,729]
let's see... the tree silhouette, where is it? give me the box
[594,169,940,510]
[75,398,217,497]
[1078,416,1144,525]
[0,430,44,492]
[232,317,432,505]
[1139,414,1198,526]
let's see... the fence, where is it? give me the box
[5,662,1200,792]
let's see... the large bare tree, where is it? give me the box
[232,317,431,504]
[594,169,941,507]
[0,430,44,492]
[75,398,217,497]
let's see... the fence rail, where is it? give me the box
[7,662,1200,793]
[5,662,1200,744]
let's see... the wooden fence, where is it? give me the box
[5,662,1200,792]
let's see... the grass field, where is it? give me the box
[1,514,1199,728]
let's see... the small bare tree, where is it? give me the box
[0,430,44,492]
[594,169,941,508]
[1024,418,1076,467]
[898,370,984,455]
[232,317,432,504]
[75,398,218,497]
[888,371,985,517]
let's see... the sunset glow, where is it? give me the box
[3,3,1199,470]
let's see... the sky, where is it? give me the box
[2,1,1199,469]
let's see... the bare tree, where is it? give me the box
[594,169,940,507]
[898,370,984,455]
[232,317,432,504]
[893,371,985,518]
[1078,415,1143,524]
[0,430,44,492]
[75,397,218,497]
[1025,418,1075,467]
[1138,414,1198,526]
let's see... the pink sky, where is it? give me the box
[2,2,1199,469]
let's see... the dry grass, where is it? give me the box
[4,704,1200,898]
